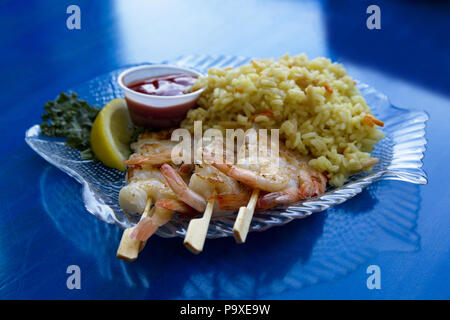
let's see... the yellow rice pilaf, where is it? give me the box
[182,54,384,186]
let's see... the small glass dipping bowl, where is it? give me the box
[118,65,204,129]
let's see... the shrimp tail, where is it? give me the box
[122,150,174,166]
[130,206,174,241]
[178,163,195,176]
[215,193,251,211]
[129,216,158,241]
[257,192,280,210]
[160,164,207,212]
[257,187,300,209]
[155,199,199,217]
[298,171,327,198]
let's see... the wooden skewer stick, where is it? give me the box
[116,197,152,262]
[233,189,260,243]
[184,198,215,254]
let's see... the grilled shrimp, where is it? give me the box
[257,149,327,209]
[119,132,180,242]
[203,139,327,209]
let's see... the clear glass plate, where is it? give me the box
[25,55,428,239]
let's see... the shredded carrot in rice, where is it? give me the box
[363,114,384,127]
[249,110,274,121]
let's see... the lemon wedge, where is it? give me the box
[91,98,133,171]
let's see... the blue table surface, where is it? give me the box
[0,0,449,300]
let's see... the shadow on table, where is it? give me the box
[40,166,420,299]
[324,0,450,97]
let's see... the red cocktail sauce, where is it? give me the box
[125,73,198,129]
[127,74,197,96]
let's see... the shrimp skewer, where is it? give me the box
[121,136,253,255]
[117,133,180,260]
[119,167,177,243]
[160,161,252,252]
[118,130,329,256]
